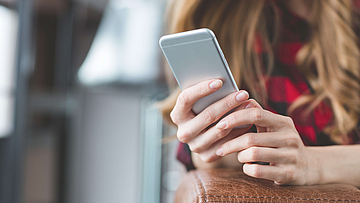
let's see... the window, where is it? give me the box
[78,0,164,85]
[0,5,17,138]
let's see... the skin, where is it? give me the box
[171,79,360,187]
[171,0,360,187]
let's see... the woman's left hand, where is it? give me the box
[215,100,315,185]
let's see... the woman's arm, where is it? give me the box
[214,102,360,187]
[169,78,360,187]
[307,145,360,187]
[194,143,360,187]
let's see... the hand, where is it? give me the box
[215,100,313,185]
[171,79,256,162]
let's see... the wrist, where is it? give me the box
[304,145,360,186]
[304,146,324,185]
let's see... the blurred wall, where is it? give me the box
[23,0,169,202]
[69,87,143,203]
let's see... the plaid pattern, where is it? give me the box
[177,1,360,171]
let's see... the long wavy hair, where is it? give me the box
[160,0,360,143]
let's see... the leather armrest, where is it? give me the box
[175,168,360,202]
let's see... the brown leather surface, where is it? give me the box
[175,168,360,203]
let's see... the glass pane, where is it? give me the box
[0,4,18,138]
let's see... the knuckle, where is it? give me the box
[222,142,231,155]
[177,129,189,143]
[224,96,235,109]
[198,85,207,96]
[215,129,228,139]
[252,165,262,178]
[228,113,240,127]
[248,99,257,103]
[284,116,295,126]
[203,110,216,123]
[170,110,178,124]
[249,148,260,161]
[199,154,213,163]
[252,108,263,121]
[288,151,298,163]
[189,143,201,153]
[245,133,258,146]
[286,137,300,148]
[248,99,258,107]
[285,167,296,182]
[275,178,285,185]
[178,92,190,106]
[237,153,243,162]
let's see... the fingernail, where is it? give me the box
[216,120,227,129]
[216,147,224,156]
[236,91,248,102]
[209,80,222,89]
[245,102,255,109]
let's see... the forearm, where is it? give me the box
[307,145,360,187]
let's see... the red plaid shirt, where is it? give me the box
[177,1,360,171]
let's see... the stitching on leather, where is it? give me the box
[194,171,208,202]
[200,195,360,202]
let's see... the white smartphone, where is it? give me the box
[159,28,239,114]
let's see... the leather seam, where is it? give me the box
[194,171,208,202]
[200,195,360,202]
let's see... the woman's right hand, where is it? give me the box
[171,79,255,163]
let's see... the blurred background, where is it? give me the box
[0,0,185,202]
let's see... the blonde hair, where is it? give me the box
[160,0,360,143]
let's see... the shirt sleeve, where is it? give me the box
[176,142,195,171]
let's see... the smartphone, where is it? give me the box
[159,28,239,114]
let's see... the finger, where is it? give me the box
[216,108,291,131]
[195,130,242,163]
[181,90,249,141]
[234,99,263,111]
[171,79,223,123]
[216,132,290,156]
[243,163,284,183]
[188,127,251,153]
[233,99,266,132]
[237,147,294,164]
[193,90,249,126]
